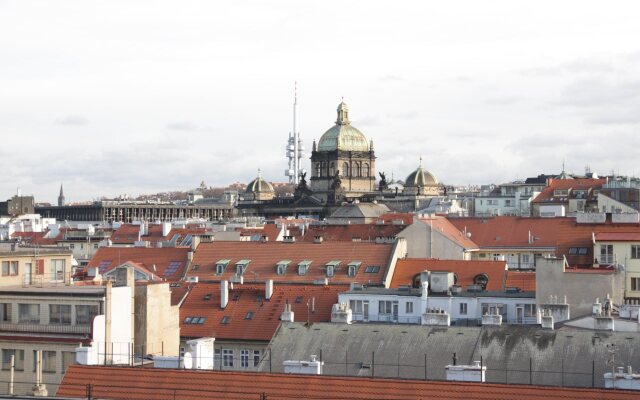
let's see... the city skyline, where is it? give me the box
[2,1,640,203]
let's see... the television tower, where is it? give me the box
[285,82,305,183]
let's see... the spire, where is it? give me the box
[258,168,262,179]
[419,156,423,168]
[58,183,65,207]
[336,100,350,125]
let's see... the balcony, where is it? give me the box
[0,322,91,335]
[599,255,616,265]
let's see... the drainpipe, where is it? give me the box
[105,280,113,364]
[9,354,14,395]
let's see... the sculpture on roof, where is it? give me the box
[330,171,342,190]
[378,172,388,191]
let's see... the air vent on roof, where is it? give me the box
[283,235,295,243]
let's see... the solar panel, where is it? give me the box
[164,261,183,277]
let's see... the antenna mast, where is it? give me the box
[284,82,305,184]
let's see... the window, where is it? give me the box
[326,265,334,277]
[221,316,231,325]
[378,301,398,318]
[481,303,505,316]
[62,351,75,373]
[253,350,261,367]
[245,312,254,320]
[632,246,640,259]
[568,248,578,255]
[364,266,380,273]
[222,349,234,367]
[405,302,414,314]
[578,248,588,255]
[315,163,321,177]
[51,259,65,282]
[216,264,225,275]
[240,349,249,368]
[631,278,640,292]
[69,244,75,249]
[1,261,18,276]
[348,265,356,277]
[35,351,57,373]
[2,349,24,371]
[18,304,39,324]
[459,303,468,315]
[521,254,531,264]
[93,244,99,249]
[362,163,369,177]
[523,304,536,317]
[342,162,349,177]
[49,304,71,324]
[600,245,614,264]
[329,162,335,176]
[0,303,11,322]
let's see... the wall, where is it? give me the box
[135,284,180,356]
[397,219,467,260]
[594,240,640,299]
[536,258,624,318]
[0,250,73,287]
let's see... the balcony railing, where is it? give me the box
[0,322,91,335]
[22,273,73,288]
[599,255,615,265]
[351,313,422,324]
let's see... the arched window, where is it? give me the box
[342,162,349,177]
[355,162,361,177]
[473,273,489,290]
[329,162,335,177]
[315,163,321,177]
[362,163,369,177]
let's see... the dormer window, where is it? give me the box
[235,259,251,276]
[325,260,340,277]
[347,261,361,277]
[215,259,231,275]
[298,260,312,276]
[276,260,291,276]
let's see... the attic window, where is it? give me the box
[474,273,489,290]
[164,261,183,277]
[221,316,231,325]
[364,266,380,273]
[295,296,303,304]
[232,293,241,301]
[203,293,212,301]
[347,261,361,277]
[184,317,193,324]
[192,265,200,271]
[326,261,340,277]
[256,294,264,302]
[298,260,312,276]
[245,312,254,320]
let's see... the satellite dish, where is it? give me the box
[183,352,193,369]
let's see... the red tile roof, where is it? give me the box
[59,365,640,400]
[391,259,507,291]
[238,223,282,241]
[418,216,478,249]
[300,224,405,242]
[110,224,204,245]
[532,178,605,204]
[449,216,640,267]
[594,232,640,241]
[376,212,414,225]
[188,241,394,284]
[505,270,536,292]
[85,247,191,280]
[179,282,342,341]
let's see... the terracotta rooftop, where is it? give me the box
[238,223,282,241]
[594,232,640,241]
[188,241,394,284]
[505,270,536,292]
[391,258,507,291]
[85,247,191,280]
[376,212,414,225]
[300,224,406,242]
[532,178,605,203]
[179,282,342,341]
[58,365,640,400]
[111,224,204,245]
[417,216,478,249]
[449,216,640,267]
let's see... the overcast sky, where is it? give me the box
[2,1,640,203]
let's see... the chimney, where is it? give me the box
[265,279,274,300]
[280,303,294,322]
[162,222,172,237]
[220,281,229,309]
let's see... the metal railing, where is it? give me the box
[0,322,90,335]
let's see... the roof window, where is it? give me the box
[245,311,254,320]
[364,265,380,273]
[220,316,231,325]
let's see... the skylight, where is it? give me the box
[164,261,183,277]
[245,311,254,320]
[221,316,231,325]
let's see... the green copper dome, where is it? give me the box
[317,102,370,152]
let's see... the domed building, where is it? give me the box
[310,101,376,202]
[404,158,439,196]
[244,170,275,201]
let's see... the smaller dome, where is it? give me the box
[405,166,438,187]
[244,170,276,201]
[246,176,274,194]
